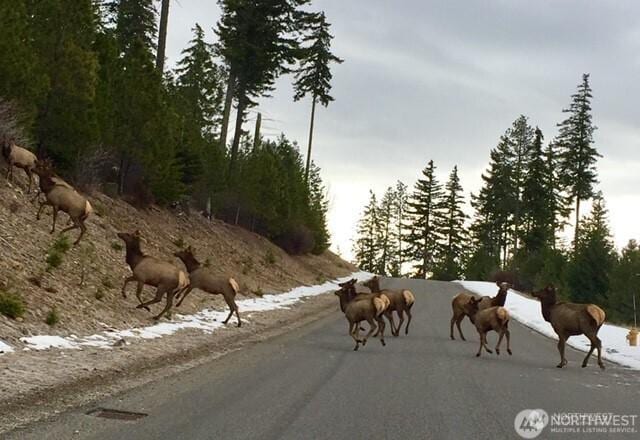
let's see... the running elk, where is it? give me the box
[2,136,37,192]
[34,161,92,245]
[464,297,512,357]
[531,285,606,370]
[363,276,415,336]
[335,279,389,350]
[174,246,242,327]
[118,231,189,320]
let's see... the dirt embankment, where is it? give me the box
[0,174,355,345]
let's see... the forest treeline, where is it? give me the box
[353,74,638,325]
[0,0,342,255]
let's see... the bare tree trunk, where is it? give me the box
[219,71,236,148]
[253,112,262,150]
[229,93,247,178]
[156,0,170,73]
[304,95,317,184]
[574,198,581,250]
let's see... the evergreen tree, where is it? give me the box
[292,12,343,182]
[376,187,397,275]
[215,0,311,177]
[607,240,640,324]
[388,181,408,277]
[543,141,570,245]
[30,0,100,169]
[433,166,468,280]
[566,193,615,304]
[353,191,380,272]
[509,115,534,253]
[405,160,444,278]
[0,0,48,127]
[555,73,600,248]
[306,162,331,254]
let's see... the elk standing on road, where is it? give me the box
[335,279,389,350]
[463,297,512,358]
[174,246,242,327]
[531,285,606,370]
[363,276,415,336]
[118,230,189,320]
[450,282,511,341]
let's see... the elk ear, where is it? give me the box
[496,281,501,287]
[133,230,141,238]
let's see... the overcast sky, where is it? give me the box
[165,0,640,260]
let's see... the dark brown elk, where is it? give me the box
[174,246,242,327]
[33,161,92,245]
[2,136,37,192]
[531,285,606,370]
[478,281,511,309]
[118,231,190,320]
[463,297,512,357]
[363,276,415,336]
[335,279,389,350]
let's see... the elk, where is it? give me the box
[33,161,92,245]
[478,281,511,309]
[450,292,474,341]
[174,246,242,327]
[335,279,389,350]
[1,136,37,192]
[117,231,190,320]
[463,297,512,357]
[531,285,606,370]
[363,276,415,336]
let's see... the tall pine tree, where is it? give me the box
[405,160,444,278]
[555,73,600,249]
[353,191,380,272]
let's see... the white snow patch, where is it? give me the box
[0,339,13,355]
[457,281,640,370]
[18,271,372,352]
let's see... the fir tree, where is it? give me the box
[376,187,397,275]
[433,166,468,280]
[566,193,615,304]
[509,115,534,253]
[405,160,444,278]
[293,12,343,182]
[353,191,380,273]
[388,181,408,277]
[607,240,640,324]
[555,73,600,248]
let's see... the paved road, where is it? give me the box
[6,279,640,440]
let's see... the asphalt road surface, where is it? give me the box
[6,279,640,440]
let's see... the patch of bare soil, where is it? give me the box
[0,171,356,433]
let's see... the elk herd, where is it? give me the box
[2,137,608,370]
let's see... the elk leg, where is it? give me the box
[456,316,466,341]
[450,315,456,340]
[505,328,512,355]
[74,222,86,245]
[36,199,48,219]
[404,307,412,335]
[6,165,11,182]
[222,295,240,326]
[495,330,505,355]
[50,207,58,233]
[153,288,175,320]
[557,336,568,368]
[596,336,604,370]
[482,333,493,354]
[394,310,404,337]
[121,276,136,298]
[137,286,166,309]
[386,311,397,336]
[59,221,80,237]
[350,322,361,351]
[134,282,151,311]
[476,332,484,357]
[376,317,386,346]
[362,317,376,346]
[175,286,193,307]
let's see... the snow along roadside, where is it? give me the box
[457,281,640,370]
[0,271,372,354]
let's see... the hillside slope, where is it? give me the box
[0,173,355,346]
